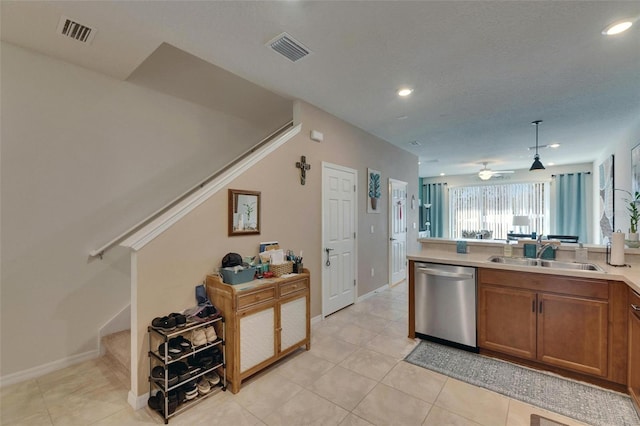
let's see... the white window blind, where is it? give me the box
[449,182,547,240]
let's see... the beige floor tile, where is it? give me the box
[169,398,262,426]
[0,380,49,425]
[365,333,419,359]
[379,319,410,338]
[0,412,53,426]
[435,378,509,426]
[234,370,303,419]
[309,365,377,411]
[339,413,374,426]
[333,323,380,347]
[274,351,335,388]
[90,406,160,425]
[349,312,392,333]
[310,334,359,364]
[382,361,447,403]
[263,389,349,426]
[45,392,126,426]
[353,383,432,426]
[422,406,481,426]
[506,399,589,426]
[338,347,398,381]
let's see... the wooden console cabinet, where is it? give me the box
[478,268,628,386]
[206,270,310,393]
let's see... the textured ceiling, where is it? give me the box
[2,1,639,177]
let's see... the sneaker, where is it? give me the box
[205,370,220,386]
[197,378,211,395]
[204,326,217,343]
[151,316,176,331]
[169,312,187,327]
[191,328,207,347]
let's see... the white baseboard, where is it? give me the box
[311,314,322,325]
[357,283,390,302]
[0,349,99,388]
[128,389,149,410]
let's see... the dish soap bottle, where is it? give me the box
[575,243,588,263]
[503,242,513,257]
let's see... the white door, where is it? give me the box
[322,163,357,316]
[389,179,407,285]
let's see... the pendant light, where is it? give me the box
[529,120,545,171]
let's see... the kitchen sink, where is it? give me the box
[487,256,604,272]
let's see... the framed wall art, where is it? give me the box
[228,189,261,236]
[598,155,614,241]
[367,168,381,213]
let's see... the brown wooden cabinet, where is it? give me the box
[206,271,310,393]
[629,287,640,414]
[478,268,625,384]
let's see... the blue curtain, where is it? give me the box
[421,183,446,237]
[554,173,589,242]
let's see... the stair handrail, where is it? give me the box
[89,121,297,258]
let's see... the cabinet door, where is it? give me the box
[629,297,640,410]
[279,294,308,353]
[537,293,608,377]
[239,305,276,374]
[478,284,537,359]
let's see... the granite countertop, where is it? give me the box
[408,243,640,294]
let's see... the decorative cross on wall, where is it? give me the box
[295,155,311,185]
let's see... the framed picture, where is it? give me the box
[632,143,640,196]
[598,155,614,241]
[367,168,381,213]
[228,189,261,236]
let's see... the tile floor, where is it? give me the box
[1,281,592,426]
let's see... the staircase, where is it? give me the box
[101,330,130,389]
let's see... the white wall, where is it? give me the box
[0,42,290,378]
[594,118,640,243]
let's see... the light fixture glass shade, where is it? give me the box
[478,170,493,180]
[530,155,545,171]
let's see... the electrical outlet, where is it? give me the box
[412,222,416,229]
[370,225,374,233]
[371,268,375,277]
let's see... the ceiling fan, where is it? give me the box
[478,162,515,180]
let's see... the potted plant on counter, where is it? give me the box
[619,190,640,247]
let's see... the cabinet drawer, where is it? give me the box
[280,280,308,297]
[238,287,275,309]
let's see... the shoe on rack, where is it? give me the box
[147,392,162,412]
[157,344,174,361]
[169,361,190,382]
[204,326,217,343]
[204,370,220,386]
[169,312,187,327]
[191,328,207,347]
[152,316,176,331]
[197,378,211,395]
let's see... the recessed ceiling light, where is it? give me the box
[602,20,633,35]
[396,115,408,120]
[440,173,445,176]
[548,162,556,166]
[549,143,560,148]
[398,88,413,97]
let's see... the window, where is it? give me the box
[449,182,548,240]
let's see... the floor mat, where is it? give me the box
[405,340,640,426]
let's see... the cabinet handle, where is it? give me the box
[632,304,640,311]
[532,301,535,312]
[539,301,543,314]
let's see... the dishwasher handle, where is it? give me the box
[417,267,474,280]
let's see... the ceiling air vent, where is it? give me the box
[57,16,96,44]
[409,141,421,147]
[267,33,311,62]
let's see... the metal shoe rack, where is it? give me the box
[147,316,226,424]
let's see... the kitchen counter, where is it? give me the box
[409,241,640,294]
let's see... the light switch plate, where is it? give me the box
[456,241,467,254]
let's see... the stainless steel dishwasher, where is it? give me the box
[414,262,478,352]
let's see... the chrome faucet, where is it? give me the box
[536,235,556,258]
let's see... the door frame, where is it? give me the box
[388,178,408,286]
[321,162,358,319]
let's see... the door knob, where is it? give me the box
[325,248,334,267]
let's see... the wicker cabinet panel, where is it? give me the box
[240,307,275,373]
[280,296,307,351]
